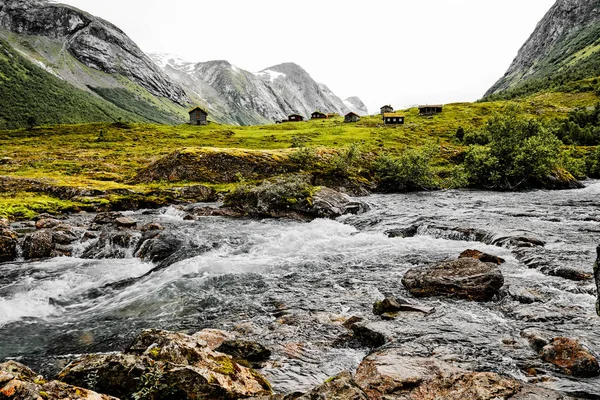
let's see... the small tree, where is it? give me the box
[26,115,37,130]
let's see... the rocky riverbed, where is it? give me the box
[1,182,600,398]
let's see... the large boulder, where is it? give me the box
[22,230,53,260]
[402,258,504,301]
[0,360,117,400]
[0,227,18,263]
[353,349,569,399]
[59,329,272,399]
[539,337,600,378]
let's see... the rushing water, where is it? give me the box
[1,183,600,396]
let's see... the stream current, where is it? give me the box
[1,183,600,397]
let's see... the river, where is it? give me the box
[1,183,599,397]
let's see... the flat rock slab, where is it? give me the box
[402,258,504,301]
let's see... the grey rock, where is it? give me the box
[402,258,504,301]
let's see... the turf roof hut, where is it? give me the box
[383,113,405,125]
[380,105,394,114]
[344,112,360,123]
[311,111,327,119]
[189,106,208,125]
[287,114,304,122]
[419,104,443,116]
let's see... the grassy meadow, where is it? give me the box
[0,89,598,220]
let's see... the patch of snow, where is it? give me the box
[255,69,286,83]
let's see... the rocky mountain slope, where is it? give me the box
[0,0,190,126]
[485,0,600,100]
[153,54,364,125]
[344,96,369,116]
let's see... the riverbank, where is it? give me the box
[1,185,600,397]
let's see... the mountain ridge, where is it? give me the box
[152,53,365,125]
[484,0,600,99]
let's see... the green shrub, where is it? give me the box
[374,145,438,192]
[324,143,362,177]
[463,106,564,189]
[289,146,317,170]
[462,130,491,145]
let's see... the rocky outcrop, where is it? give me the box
[0,0,188,105]
[402,258,504,301]
[135,148,294,184]
[485,0,600,98]
[59,329,272,399]
[0,360,117,400]
[539,337,600,377]
[344,96,369,116]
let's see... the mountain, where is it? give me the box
[484,0,600,100]
[344,96,369,116]
[0,0,190,127]
[255,62,350,118]
[0,37,148,129]
[152,54,358,125]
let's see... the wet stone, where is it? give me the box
[22,230,53,260]
[372,296,434,316]
[458,248,505,265]
[402,258,504,301]
[539,337,600,378]
[0,227,18,263]
[115,216,137,228]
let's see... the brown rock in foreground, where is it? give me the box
[402,258,504,301]
[0,360,117,400]
[353,349,572,399]
[59,329,272,399]
[539,337,600,378]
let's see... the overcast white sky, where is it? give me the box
[59,0,555,113]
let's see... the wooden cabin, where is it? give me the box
[419,105,443,116]
[311,111,327,119]
[189,106,208,125]
[344,112,360,123]
[287,114,304,122]
[383,113,405,125]
[380,105,394,114]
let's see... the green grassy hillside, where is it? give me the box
[0,88,598,219]
[0,38,186,129]
[0,39,143,129]
[485,23,600,101]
